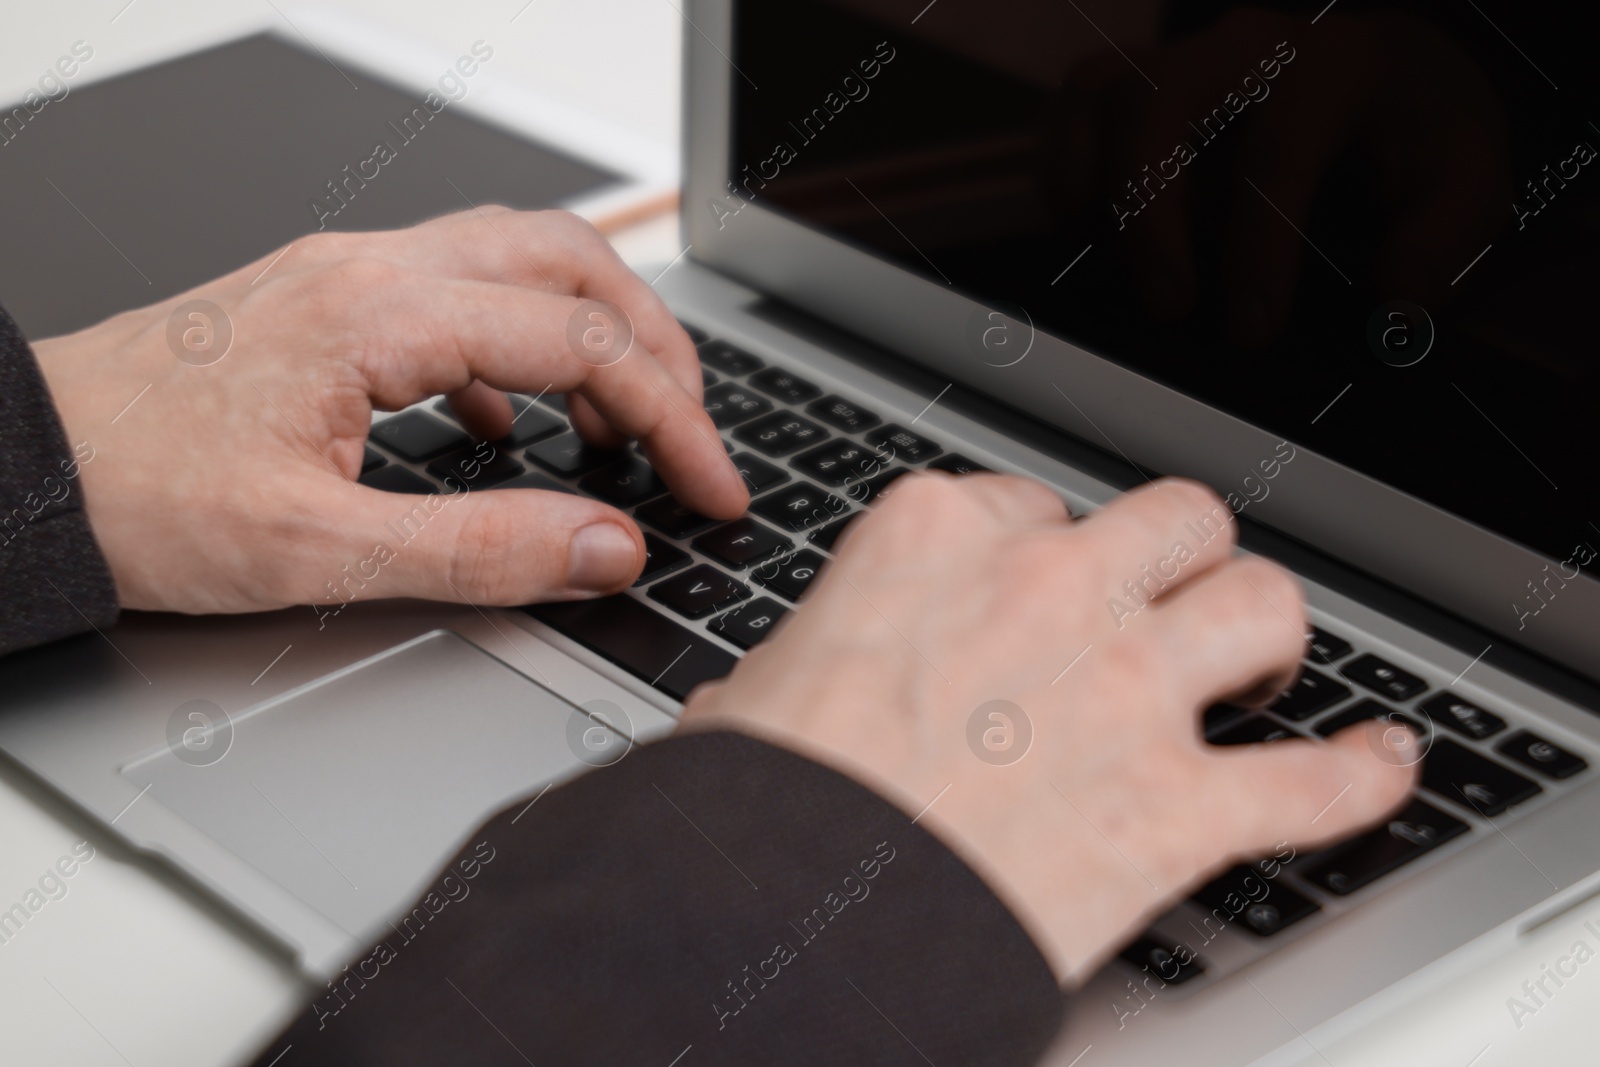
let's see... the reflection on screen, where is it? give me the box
[733,0,1598,566]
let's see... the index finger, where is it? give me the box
[315,263,747,519]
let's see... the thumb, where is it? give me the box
[326,479,644,606]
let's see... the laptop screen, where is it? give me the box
[730,0,1597,570]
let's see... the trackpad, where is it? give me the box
[123,630,606,941]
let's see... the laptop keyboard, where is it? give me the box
[359,327,978,702]
[364,322,1592,979]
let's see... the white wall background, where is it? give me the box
[0,0,682,147]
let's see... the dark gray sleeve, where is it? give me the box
[0,303,119,654]
[249,730,1067,1067]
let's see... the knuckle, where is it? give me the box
[1228,559,1306,644]
[990,472,1060,507]
[877,470,965,519]
[446,504,526,603]
[300,229,357,259]
[293,258,404,329]
[1237,557,1304,614]
[541,208,599,244]
[1026,478,1073,519]
[1165,477,1232,527]
[844,473,965,555]
[323,256,403,294]
[441,203,515,229]
[1104,477,1237,557]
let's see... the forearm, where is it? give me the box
[0,303,117,654]
[250,730,1066,1066]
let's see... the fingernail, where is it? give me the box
[567,523,639,592]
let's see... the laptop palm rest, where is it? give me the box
[120,630,596,942]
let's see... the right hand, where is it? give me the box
[681,473,1416,984]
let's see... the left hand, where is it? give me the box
[31,207,748,614]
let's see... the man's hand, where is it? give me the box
[30,207,747,613]
[682,473,1416,985]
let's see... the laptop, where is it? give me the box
[5,2,1600,1064]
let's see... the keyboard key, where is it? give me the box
[808,513,861,553]
[730,452,788,494]
[753,483,850,533]
[711,597,791,650]
[358,465,436,494]
[1191,866,1320,937]
[702,366,718,388]
[698,341,764,376]
[498,470,575,494]
[1312,699,1424,739]
[1118,936,1204,985]
[792,439,894,487]
[749,367,822,403]
[649,565,752,619]
[1268,667,1351,721]
[1497,730,1588,780]
[844,467,911,507]
[807,394,881,433]
[1419,693,1507,741]
[735,412,830,456]
[635,496,719,539]
[524,596,736,702]
[1423,739,1541,816]
[525,432,619,477]
[636,535,690,586]
[703,383,773,428]
[866,423,942,463]
[678,320,710,345]
[579,457,666,507]
[1300,798,1469,896]
[499,403,567,447]
[361,446,387,473]
[693,519,791,570]
[1340,653,1428,702]
[426,444,526,490]
[928,453,990,475]
[1209,716,1299,746]
[370,411,470,462]
[751,548,827,602]
[1308,626,1353,663]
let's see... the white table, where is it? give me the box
[1,3,1595,1064]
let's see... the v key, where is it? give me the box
[649,564,753,620]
